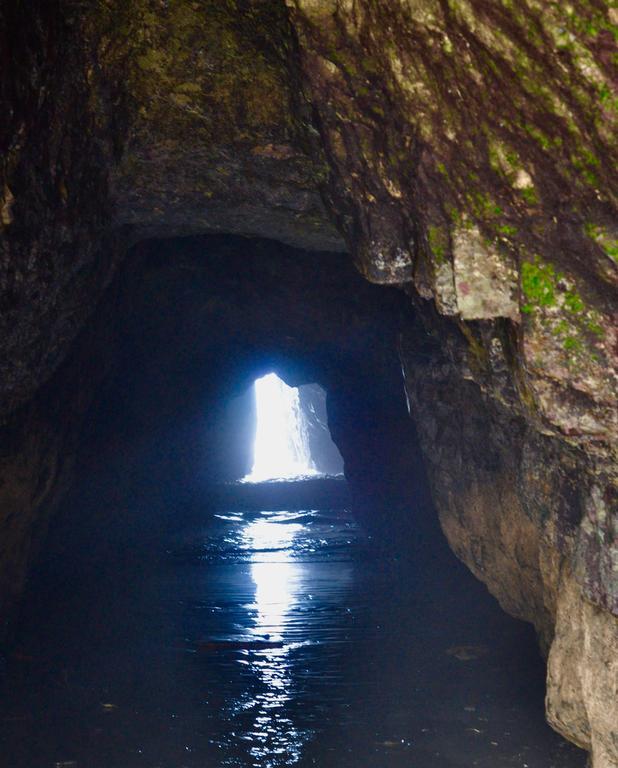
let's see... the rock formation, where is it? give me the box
[1,1,616,764]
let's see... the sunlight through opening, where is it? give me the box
[244,373,317,482]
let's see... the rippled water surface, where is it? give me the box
[0,490,585,768]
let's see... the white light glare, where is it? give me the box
[245,373,316,482]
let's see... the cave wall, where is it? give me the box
[1,1,616,763]
[0,0,341,422]
[298,384,345,476]
[283,4,617,762]
[399,304,616,763]
[0,279,123,624]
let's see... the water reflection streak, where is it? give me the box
[233,514,312,765]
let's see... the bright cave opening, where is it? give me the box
[243,372,343,483]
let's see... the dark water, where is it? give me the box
[0,487,585,768]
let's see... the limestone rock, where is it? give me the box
[547,567,618,768]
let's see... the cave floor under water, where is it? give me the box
[0,481,585,768]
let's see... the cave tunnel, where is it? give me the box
[0,236,588,767]
[2,2,617,764]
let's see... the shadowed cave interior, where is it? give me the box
[2,2,617,764]
[0,236,588,767]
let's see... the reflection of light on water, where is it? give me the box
[244,373,317,482]
[251,559,298,643]
[246,518,303,645]
[237,515,312,765]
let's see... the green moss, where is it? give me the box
[426,224,449,264]
[521,258,559,313]
[598,83,618,116]
[586,320,604,337]
[465,189,505,221]
[497,223,517,236]
[523,122,560,151]
[585,223,618,263]
[521,254,606,368]
[567,5,618,41]
[563,336,583,352]
[485,139,540,209]
[519,185,539,205]
[571,148,604,188]
[564,291,584,313]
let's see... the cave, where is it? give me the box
[0,235,585,767]
[0,2,616,767]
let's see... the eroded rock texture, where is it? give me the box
[0,0,340,419]
[284,3,617,762]
[0,0,616,764]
